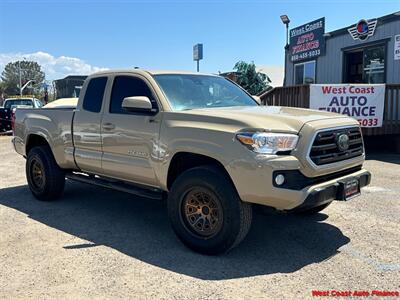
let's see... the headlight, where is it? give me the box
[236,132,299,154]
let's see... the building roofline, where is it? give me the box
[325,11,399,38]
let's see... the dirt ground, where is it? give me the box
[0,135,399,299]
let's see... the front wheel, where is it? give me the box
[168,165,252,255]
[26,145,65,201]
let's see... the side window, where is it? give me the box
[82,77,107,113]
[35,99,43,108]
[294,61,316,85]
[110,76,156,114]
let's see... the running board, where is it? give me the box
[66,173,163,200]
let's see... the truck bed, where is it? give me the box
[13,107,77,169]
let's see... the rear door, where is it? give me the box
[73,76,108,173]
[100,74,161,187]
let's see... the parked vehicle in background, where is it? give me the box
[0,97,43,133]
[12,69,371,255]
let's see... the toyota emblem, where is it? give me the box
[337,134,350,151]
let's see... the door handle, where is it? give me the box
[102,123,115,130]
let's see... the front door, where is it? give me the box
[343,44,386,84]
[344,50,363,83]
[101,75,161,187]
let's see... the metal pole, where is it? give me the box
[197,60,199,72]
[283,23,289,87]
[19,60,22,96]
[286,23,289,47]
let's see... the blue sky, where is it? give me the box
[0,0,399,82]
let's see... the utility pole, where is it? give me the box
[19,60,22,96]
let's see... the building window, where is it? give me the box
[294,61,316,85]
[344,44,385,84]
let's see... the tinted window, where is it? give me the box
[294,64,304,85]
[4,99,33,109]
[82,77,107,113]
[110,76,156,114]
[294,61,315,84]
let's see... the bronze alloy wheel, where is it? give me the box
[30,158,46,190]
[181,187,223,238]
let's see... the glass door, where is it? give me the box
[343,44,385,84]
[363,45,385,83]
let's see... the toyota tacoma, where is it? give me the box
[12,70,371,255]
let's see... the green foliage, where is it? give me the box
[0,81,5,94]
[1,60,45,96]
[233,61,271,95]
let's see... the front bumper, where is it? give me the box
[288,170,371,212]
[227,154,371,210]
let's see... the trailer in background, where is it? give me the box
[54,75,87,99]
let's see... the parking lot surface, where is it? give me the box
[0,135,399,299]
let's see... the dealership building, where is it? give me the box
[284,12,400,86]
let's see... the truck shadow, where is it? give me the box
[0,182,350,280]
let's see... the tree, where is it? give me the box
[0,81,6,104]
[233,61,271,95]
[1,60,45,96]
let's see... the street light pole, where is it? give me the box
[20,80,35,95]
[280,15,290,87]
[285,22,289,48]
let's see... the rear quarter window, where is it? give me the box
[82,77,108,113]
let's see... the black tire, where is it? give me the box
[297,202,332,215]
[26,145,65,201]
[168,165,252,255]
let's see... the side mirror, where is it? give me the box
[122,96,154,112]
[252,95,261,105]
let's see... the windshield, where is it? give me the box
[154,74,257,111]
[4,99,33,109]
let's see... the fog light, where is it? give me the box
[275,174,285,186]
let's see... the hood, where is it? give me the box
[178,106,351,133]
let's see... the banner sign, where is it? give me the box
[310,84,385,127]
[289,17,325,62]
[395,35,400,60]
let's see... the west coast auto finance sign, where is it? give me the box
[310,84,385,127]
[289,17,325,62]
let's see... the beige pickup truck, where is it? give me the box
[13,70,371,254]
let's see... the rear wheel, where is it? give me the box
[26,145,65,201]
[168,165,252,255]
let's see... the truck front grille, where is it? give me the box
[309,127,364,166]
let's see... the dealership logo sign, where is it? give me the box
[348,19,377,41]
